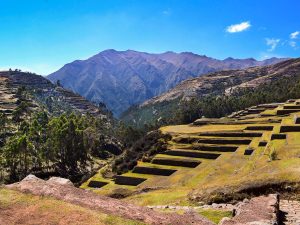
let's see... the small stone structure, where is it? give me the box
[219,194,279,225]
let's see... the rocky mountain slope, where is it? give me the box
[0,70,111,119]
[122,58,300,126]
[47,49,287,116]
[143,58,300,105]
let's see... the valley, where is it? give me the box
[2,59,300,224]
[122,58,300,127]
[1,1,300,224]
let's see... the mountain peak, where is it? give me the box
[224,57,235,61]
[47,50,288,116]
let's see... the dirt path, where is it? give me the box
[280,200,300,225]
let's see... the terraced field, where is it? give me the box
[82,100,300,206]
[0,71,109,117]
[0,76,18,115]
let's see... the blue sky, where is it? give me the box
[0,0,299,75]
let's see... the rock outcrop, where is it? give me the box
[6,175,213,225]
[219,195,279,225]
[4,175,286,225]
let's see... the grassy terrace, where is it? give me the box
[81,100,300,207]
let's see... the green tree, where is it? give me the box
[0,113,7,133]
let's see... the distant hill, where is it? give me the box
[121,58,300,127]
[0,70,111,118]
[47,49,287,116]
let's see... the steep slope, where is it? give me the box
[121,58,300,126]
[47,49,287,116]
[0,70,111,118]
[0,70,121,184]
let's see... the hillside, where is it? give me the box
[2,175,284,225]
[122,58,300,127]
[0,71,111,118]
[47,49,286,116]
[1,175,213,225]
[0,70,122,185]
[83,99,300,211]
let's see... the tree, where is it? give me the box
[56,80,61,87]
[3,134,31,181]
[0,113,7,133]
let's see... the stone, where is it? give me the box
[22,174,40,182]
[47,177,73,186]
[219,194,279,225]
[243,198,250,203]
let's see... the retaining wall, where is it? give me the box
[271,133,286,140]
[151,158,200,168]
[114,176,147,186]
[132,166,176,176]
[280,125,300,132]
[163,150,220,159]
[245,126,273,131]
[192,145,238,152]
[87,180,109,188]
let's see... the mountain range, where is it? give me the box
[121,58,300,126]
[47,49,287,116]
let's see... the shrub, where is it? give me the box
[269,148,278,161]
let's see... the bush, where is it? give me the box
[269,148,278,161]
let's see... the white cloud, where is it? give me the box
[162,9,171,16]
[289,41,296,47]
[259,52,285,60]
[265,38,280,51]
[290,31,299,39]
[226,21,251,33]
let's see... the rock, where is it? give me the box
[22,174,40,182]
[6,178,214,225]
[219,194,279,225]
[47,177,73,186]
[219,217,231,224]
[243,198,249,203]
[212,203,218,208]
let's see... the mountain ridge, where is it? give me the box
[47,49,288,116]
[121,58,300,127]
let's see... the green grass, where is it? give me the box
[198,209,232,224]
[155,207,232,224]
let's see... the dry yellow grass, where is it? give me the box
[83,101,300,206]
